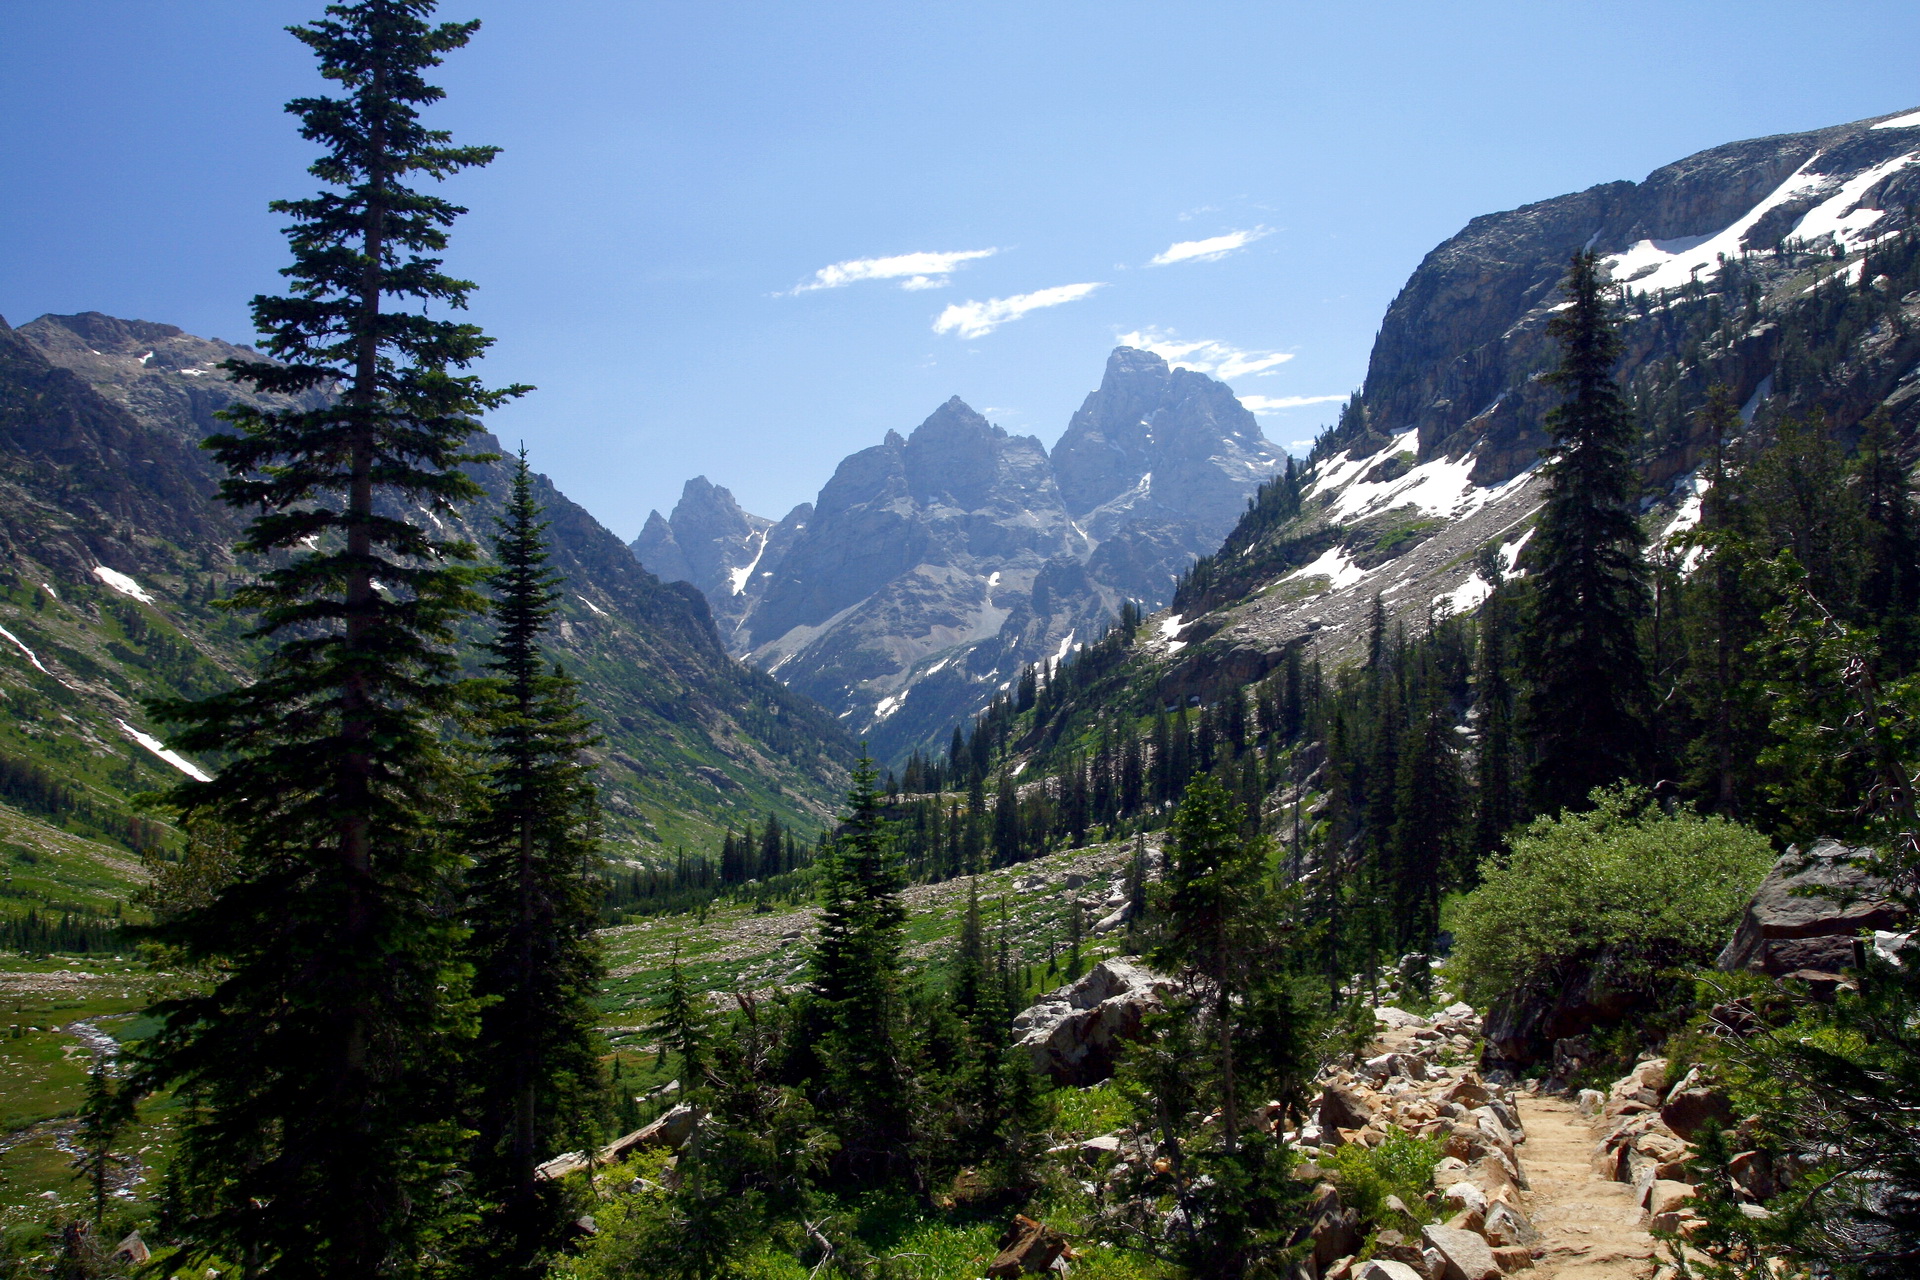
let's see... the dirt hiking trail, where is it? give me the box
[1516,1093,1659,1279]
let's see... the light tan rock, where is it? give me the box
[1422,1223,1501,1280]
[1646,1179,1695,1219]
[1490,1244,1534,1273]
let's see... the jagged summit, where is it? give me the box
[634,351,1287,758]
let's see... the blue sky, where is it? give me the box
[3,2,1917,538]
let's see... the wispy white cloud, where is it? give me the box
[934,283,1104,340]
[1238,394,1348,415]
[792,248,997,294]
[1149,226,1269,266]
[1117,326,1293,379]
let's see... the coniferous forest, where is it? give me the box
[5,4,1920,1280]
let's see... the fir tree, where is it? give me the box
[1857,411,1920,674]
[807,752,914,1185]
[1389,665,1463,948]
[138,5,522,1272]
[70,1053,125,1232]
[658,947,710,1086]
[1521,251,1650,813]
[1471,545,1520,856]
[463,451,605,1266]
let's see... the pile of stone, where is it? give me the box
[1289,1003,1542,1279]
[1579,1056,1763,1241]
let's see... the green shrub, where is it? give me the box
[1451,786,1773,1009]
[1323,1129,1442,1227]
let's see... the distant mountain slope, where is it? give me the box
[973,108,1920,761]
[633,348,1287,761]
[0,311,854,879]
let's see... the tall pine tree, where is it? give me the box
[463,452,605,1269]
[807,752,915,1185]
[1520,251,1650,813]
[139,4,522,1272]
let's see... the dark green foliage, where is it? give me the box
[1101,778,1316,1278]
[1521,251,1651,813]
[806,752,915,1185]
[462,452,606,1270]
[134,5,519,1273]
[657,948,710,1084]
[0,908,125,955]
[70,1053,127,1231]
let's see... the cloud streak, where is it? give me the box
[1238,394,1348,415]
[1117,326,1293,379]
[793,248,997,293]
[934,283,1104,339]
[1149,226,1269,266]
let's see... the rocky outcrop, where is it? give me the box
[1717,839,1906,980]
[535,1103,706,1181]
[1358,111,1920,485]
[1010,958,1176,1085]
[1149,109,1920,693]
[986,1215,1073,1277]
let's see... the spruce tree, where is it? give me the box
[1521,251,1650,813]
[1857,411,1920,674]
[139,5,521,1272]
[1389,666,1463,949]
[463,452,605,1267]
[71,1053,124,1232]
[658,948,711,1086]
[807,752,914,1184]
[1471,546,1520,856]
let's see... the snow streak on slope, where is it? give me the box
[117,719,212,782]
[0,624,51,675]
[1308,430,1536,524]
[1283,546,1370,592]
[1606,149,1920,294]
[92,565,156,604]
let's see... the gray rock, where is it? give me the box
[1012,958,1176,1084]
[1718,840,1905,977]
[1319,1085,1375,1133]
[1355,1263,1427,1280]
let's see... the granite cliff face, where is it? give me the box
[0,311,854,858]
[1072,107,1920,717]
[635,350,1288,758]
[1346,108,1920,483]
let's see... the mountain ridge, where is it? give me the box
[0,309,856,868]
[632,347,1288,761]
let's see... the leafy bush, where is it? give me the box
[1323,1128,1442,1227]
[1451,786,1773,1008]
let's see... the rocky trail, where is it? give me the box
[1512,1094,1656,1280]
[1296,995,1697,1280]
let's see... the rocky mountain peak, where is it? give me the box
[1055,345,1281,544]
[636,351,1288,758]
[1357,110,1920,483]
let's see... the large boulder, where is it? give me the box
[1012,958,1177,1085]
[1421,1223,1500,1280]
[1718,840,1905,978]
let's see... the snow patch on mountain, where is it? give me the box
[0,625,51,675]
[1285,546,1369,592]
[1606,148,1919,294]
[117,720,212,782]
[92,565,155,604]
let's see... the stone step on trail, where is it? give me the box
[1512,1094,1657,1280]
